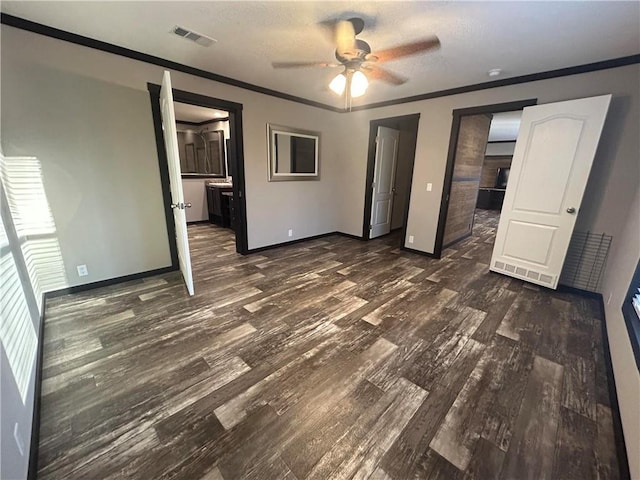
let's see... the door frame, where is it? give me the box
[362,113,420,242]
[148,83,249,257]
[432,98,538,259]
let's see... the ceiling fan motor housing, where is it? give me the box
[336,39,372,64]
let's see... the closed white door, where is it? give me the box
[370,126,400,239]
[160,71,194,296]
[491,95,611,289]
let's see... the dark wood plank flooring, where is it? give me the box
[38,209,621,479]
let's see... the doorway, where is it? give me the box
[433,99,537,259]
[147,84,248,263]
[362,114,420,245]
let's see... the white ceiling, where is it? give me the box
[488,111,522,142]
[174,102,228,123]
[2,1,639,108]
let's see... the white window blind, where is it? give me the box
[0,221,38,404]
[0,155,67,311]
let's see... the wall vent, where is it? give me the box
[171,25,217,47]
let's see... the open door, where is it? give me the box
[370,126,400,239]
[160,71,194,296]
[490,95,611,289]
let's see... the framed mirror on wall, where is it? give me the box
[177,128,227,177]
[267,124,320,181]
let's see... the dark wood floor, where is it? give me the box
[38,209,621,479]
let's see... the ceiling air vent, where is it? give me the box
[171,25,216,47]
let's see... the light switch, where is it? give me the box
[426,183,433,192]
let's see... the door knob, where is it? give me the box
[566,207,576,214]
[170,202,192,210]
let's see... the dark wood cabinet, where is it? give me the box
[206,185,232,227]
[477,188,506,210]
[221,192,236,231]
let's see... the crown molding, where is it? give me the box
[2,13,639,114]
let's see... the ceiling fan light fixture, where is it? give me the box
[350,70,368,97]
[329,72,347,95]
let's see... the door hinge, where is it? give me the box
[371,182,376,189]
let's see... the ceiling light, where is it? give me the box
[329,73,347,95]
[488,68,502,77]
[350,71,369,98]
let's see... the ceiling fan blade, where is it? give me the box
[272,61,340,69]
[362,65,407,85]
[370,36,440,63]
[335,19,356,55]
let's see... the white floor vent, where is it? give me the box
[493,260,555,288]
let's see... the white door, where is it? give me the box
[160,71,194,296]
[370,126,400,239]
[490,95,611,289]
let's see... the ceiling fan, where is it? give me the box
[272,17,440,105]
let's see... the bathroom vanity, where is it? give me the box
[206,182,233,228]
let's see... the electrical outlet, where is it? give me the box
[426,183,433,191]
[409,235,414,244]
[77,264,88,277]
[14,423,24,456]
[288,229,293,237]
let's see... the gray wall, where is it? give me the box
[338,65,639,257]
[182,178,210,223]
[600,185,640,479]
[1,54,172,287]
[1,26,346,253]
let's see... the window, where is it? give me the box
[622,259,640,371]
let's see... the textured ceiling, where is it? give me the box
[2,1,639,108]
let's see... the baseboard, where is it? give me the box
[46,266,177,298]
[442,231,473,250]
[335,232,365,241]
[401,245,440,259]
[246,232,342,254]
[556,284,602,299]
[596,294,631,480]
[27,294,47,480]
[186,220,211,225]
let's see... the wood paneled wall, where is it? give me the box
[443,114,492,247]
[480,155,513,188]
